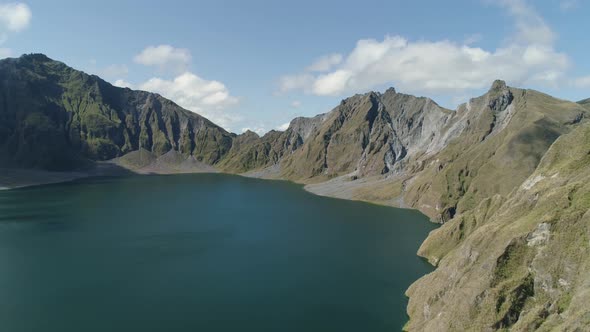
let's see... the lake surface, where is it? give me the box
[0,174,436,331]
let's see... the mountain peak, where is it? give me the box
[384,87,397,95]
[489,79,508,92]
[18,53,53,63]
[487,80,513,112]
[241,130,260,137]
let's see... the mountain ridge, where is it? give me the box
[0,53,233,170]
[2,54,590,331]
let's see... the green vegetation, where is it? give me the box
[3,54,590,331]
[406,122,590,331]
[0,54,232,170]
[494,274,535,329]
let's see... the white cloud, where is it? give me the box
[0,3,31,53]
[276,122,290,131]
[278,73,314,93]
[113,79,133,88]
[306,53,343,72]
[134,45,191,74]
[120,44,240,130]
[138,72,239,130]
[278,54,344,93]
[98,64,128,79]
[0,3,31,32]
[290,100,301,108]
[279,0,570,97]
[560,0,578,11]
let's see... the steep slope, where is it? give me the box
[216,129,301,173]
[2,54,590,331]
[285,82,589,330]
[303,81,588,220]
[403,81,588,221]
[278,88,454,181]
[406,121,590,331]
[0,54,232,170]
[218,88,455,181]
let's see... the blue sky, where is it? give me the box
[1,0,589,133]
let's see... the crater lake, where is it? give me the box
[0,174,436,331]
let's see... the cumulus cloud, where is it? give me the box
[134,45,192,74]
[0,2,31,56]
[138,72,240,129]
[113,79,133,89]
[276,122,290,131]
[98,64,129,79]
[278,73,314,94]
[113,45,241,130]
[306,53,343,72]
[279,0,570,97]
[0,3,31,32]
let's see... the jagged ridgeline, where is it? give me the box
[2,54,590,331]
[0,54,232,170]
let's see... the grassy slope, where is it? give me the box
[217,130,293,173]
[4,55,590,330]
[404,88,588,221]
[297,87,590,331]
[0,54,232,170]
[405,108,590,330]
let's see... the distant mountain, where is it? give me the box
[0,54,232,170]
[2,54,590,331]
[220,87,456,181]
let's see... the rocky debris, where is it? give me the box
[521,175,546,191]
[527,223,551,247]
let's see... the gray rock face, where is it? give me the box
[265,89,458,179]
[287,113,327,143]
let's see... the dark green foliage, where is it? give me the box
[218,130,292,172]
[0,54,233,170]
[492,238,534,286]
[494,274,535,329]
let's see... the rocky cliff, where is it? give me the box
[2,54,590,331]
[402,84,590,331]
[0,54,232,170]
[406,121,590,331]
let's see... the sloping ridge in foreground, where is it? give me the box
[1,54,590,331]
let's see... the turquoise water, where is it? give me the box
[0,174,435,331]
